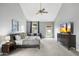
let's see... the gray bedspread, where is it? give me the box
[23,36,40,45]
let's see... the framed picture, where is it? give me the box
[11,19,19,33]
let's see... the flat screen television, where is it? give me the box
[60,22,73,34]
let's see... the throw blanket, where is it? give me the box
[23,36,40,45]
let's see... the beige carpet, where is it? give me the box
[9,38,77,56]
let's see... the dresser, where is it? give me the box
[57,33,76,50]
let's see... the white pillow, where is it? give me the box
[25,36,28,39]
[28,36,36,40]
[15,35,21,40]
[15,40,23,45]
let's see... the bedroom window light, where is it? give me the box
[21,25,25,32]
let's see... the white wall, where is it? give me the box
[0,3,26,35]
[55,3,79,51]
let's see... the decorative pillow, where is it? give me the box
[15,35,21,40]
[20,33,27,39]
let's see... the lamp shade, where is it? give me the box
[5,36,10,42]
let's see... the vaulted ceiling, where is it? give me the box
[19,3,62,21]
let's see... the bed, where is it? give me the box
[15,36,40,49]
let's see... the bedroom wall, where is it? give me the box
[55,3,79,51]
[0,3,26,36]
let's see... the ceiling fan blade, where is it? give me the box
[43,11,48,13]
[36,12,40,15]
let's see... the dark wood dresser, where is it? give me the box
[57,33,76,50]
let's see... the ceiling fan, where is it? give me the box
[36,3,48,15]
